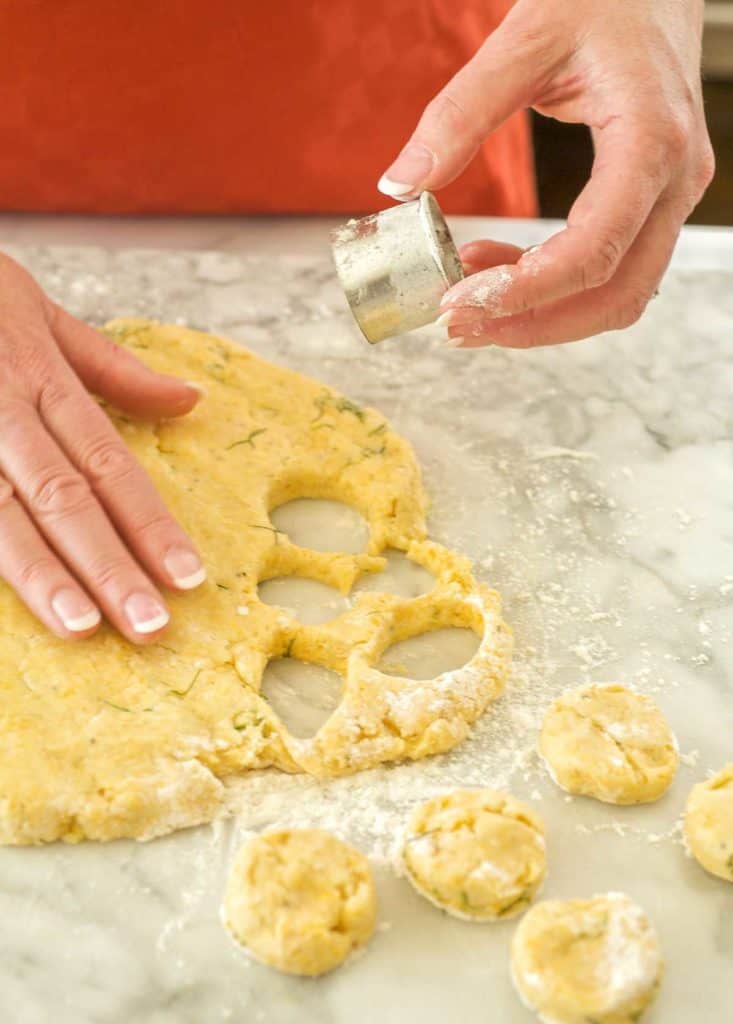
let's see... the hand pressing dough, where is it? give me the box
[222,829,376,975]
[684,763,733,882]
[400,789,546,920]
[539,684,678,805]
[511,893,663,1024]
[0,320,512,845]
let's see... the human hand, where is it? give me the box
[0,253,206,641]
[378,0,714,348]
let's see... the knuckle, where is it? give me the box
[692,144,716,193]
[38,378,72,415]
[424,91,474,141]
[611,291,649,331]
[28,469,92,518]
[17,554,59,590]
[133,510,175,539]
[81,437,134,483]
[0,478,14,509]
[582,235,625,290]
[85,552,134,590]
[91,335,135,386]
[658,110,691,161]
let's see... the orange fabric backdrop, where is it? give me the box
[0,1,536,216]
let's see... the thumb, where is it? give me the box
[50,307,203,419]
[378,8,560,201]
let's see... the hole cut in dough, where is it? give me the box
[257,577,350,625]
[260,659,343,738]
[539,683,679,805]
[270,498,369,554]
[377,627,480,681]
[510,893,663,1024]
[684,763,733,882]
[353,548,436,599]
[222,829,377,976]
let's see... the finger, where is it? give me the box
[440,119,675,320]
[0,475,101,639]
[378,7,565,199]
[51,307,203,419]
[458,240,525,274]
[445,190,682,349]
[437,241,525,329]
[37,368,206,592]
[0,402,171,643]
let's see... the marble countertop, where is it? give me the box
[0,215,731,1024]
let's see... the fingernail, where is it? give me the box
[444,336,468,349]
[124,593,170,634]
[378,143,435,200]
[51,589,101,632]
[435,309,483,328]
[164,547,206,590]
[185,381,207,397]
[377,175,416,199]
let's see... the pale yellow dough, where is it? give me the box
[0,320,512,844]
[510,893,663,1024]
[539,684,678,805]
[684,763,733,882]
[222,829,376,976]
[400,789,546,920]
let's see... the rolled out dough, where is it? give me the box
[0,320,511,844]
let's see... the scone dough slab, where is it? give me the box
[0,320,512,844]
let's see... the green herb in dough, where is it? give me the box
[226,429,267,450]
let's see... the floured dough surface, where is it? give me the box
[222,829,376,976]
[684,763,733,882]
[510,893,663,1024]
[539,684,678,805]
[0,320,512,844]
[400,789,546,920]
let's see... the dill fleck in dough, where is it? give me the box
[510,893,663,1024]
[0,320,512,845]
[684,763,733,882]
[538,684,678,805]
[400,789,546,920]
[222,829,377,976]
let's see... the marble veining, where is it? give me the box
[0,220,730,1024]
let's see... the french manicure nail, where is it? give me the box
[124,593,170,634]
[444,336,468,349]
[185,380,207,396]
[164,547,206,590]
[51,589,101,632]
[436,309,483,328]
[377,175,415,199]
[377,143,435,200]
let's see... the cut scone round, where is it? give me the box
[222,828,377,976]
[684,763,733,882]
[400,788,546,920]
[510,893,663,1024]
[539,683,678,804]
